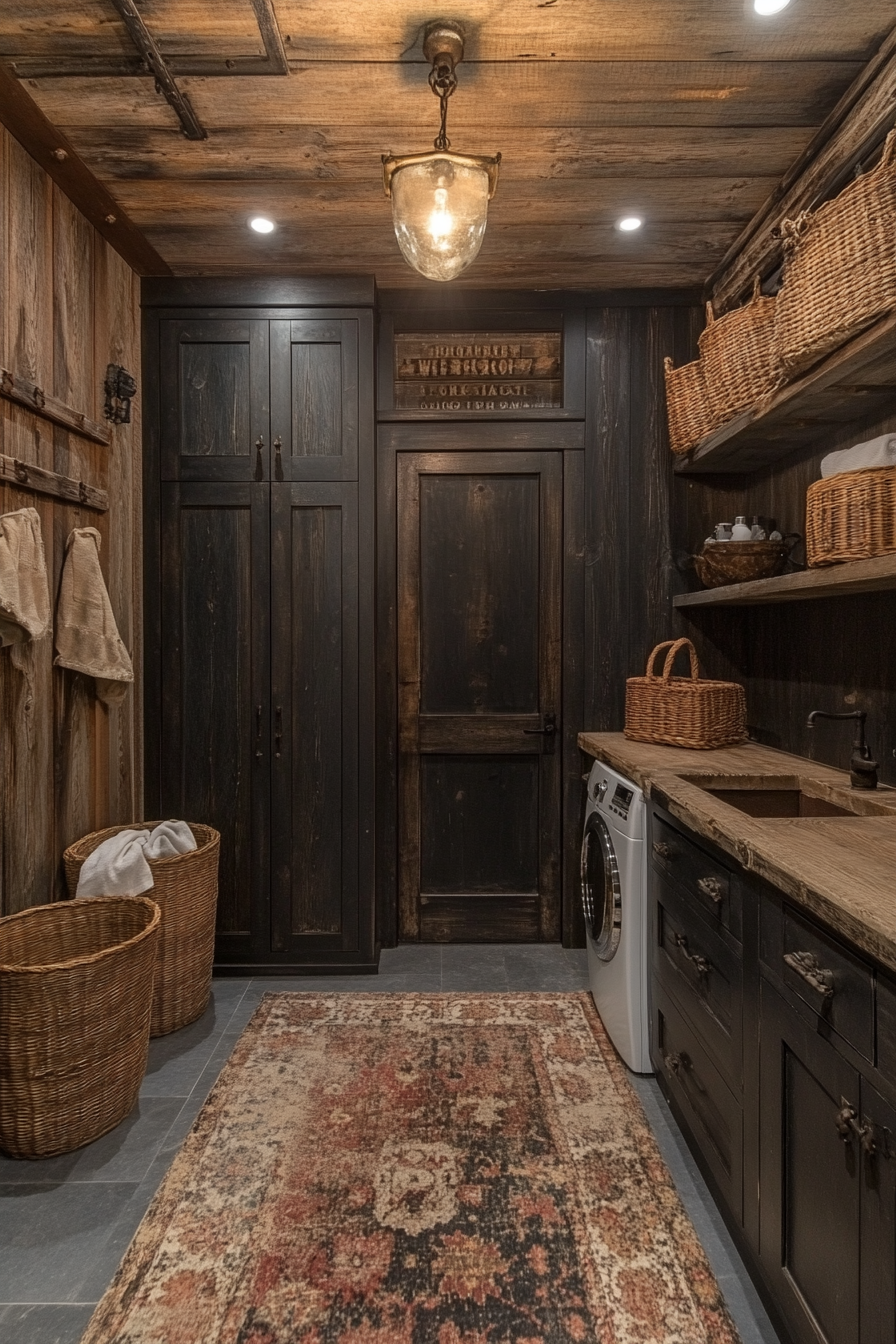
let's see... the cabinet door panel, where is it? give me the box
[270,319,359,480]
[160,320,270,481]
[759,977,862,1344]
[160,483,271,960]
[270,484,360,952]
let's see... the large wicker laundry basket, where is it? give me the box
[0,895,160,1159]
[625,638,747,750]
[64,823,220,1037]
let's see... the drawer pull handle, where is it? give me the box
[664,1051,682,1074]
[835,1100,876,1155]
[653,841,673,861]
[673,932,711,978]
[697,876,724,905]
[784,950,835,999]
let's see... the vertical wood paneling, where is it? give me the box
[0,129,142,914]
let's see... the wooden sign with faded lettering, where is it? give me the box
[394,332,562,411]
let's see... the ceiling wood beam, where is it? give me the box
[707,21,896,311]
[0,59,171,275]
[109,0,207,139]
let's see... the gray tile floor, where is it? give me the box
[0,946,780,1344]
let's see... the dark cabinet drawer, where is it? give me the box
[651,815,741,940]
[653,879,742,1090]
[762,900,874,1062]
[653,980,743,1223]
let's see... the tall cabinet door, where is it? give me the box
[270,319,359,480]
[269,484,371,957]
[159,483,271,962]
[160,319,270,481]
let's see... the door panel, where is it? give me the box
[270,484,360,952]
[398,450,562,942]
[160,320,270,481]
[270,319,359,480]
[159,483,270,960]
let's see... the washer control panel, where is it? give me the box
[587,762,645,840]
[607,782,634,819]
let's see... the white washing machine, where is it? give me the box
[580,759,652,1073]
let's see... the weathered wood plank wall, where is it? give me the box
[0,125,142,914]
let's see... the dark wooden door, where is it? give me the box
[397,450,562,942]
[159,482,271,962]
[160,319,270,482]
[270,319,359,481]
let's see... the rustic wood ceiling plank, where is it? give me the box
[25,60,865,131]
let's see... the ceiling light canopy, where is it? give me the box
[754,0,791,13]
[250,216,275,233]
[382,22,500,282]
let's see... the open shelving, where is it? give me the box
[673,552,896,607]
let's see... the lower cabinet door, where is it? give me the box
[758,977,891,1344]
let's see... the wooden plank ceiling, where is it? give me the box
[2,1,894,289]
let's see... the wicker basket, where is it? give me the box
[625,638,747,750]
[806,466,896,567]
[694,539,793,589]
[775,129,896,378]
[664,355,717,455]
[0,896,159,1159]
[699,277,780,425]
[64,823,220,1037]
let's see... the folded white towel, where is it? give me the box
[820,433,896,478]
[76,821,197,897]
[0,507,51,647]
[55,527,133,705]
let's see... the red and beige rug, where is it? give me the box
[82,993,740,1344]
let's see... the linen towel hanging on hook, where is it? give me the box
[55,527,133,704]
[0,507,51,647]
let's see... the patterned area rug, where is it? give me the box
[82,993,740,1343]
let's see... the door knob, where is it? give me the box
[523,713,557,737]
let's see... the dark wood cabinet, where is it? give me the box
[145,296,375,971]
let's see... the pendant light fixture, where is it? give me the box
[382,22,501,282]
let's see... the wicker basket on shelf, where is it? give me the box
[0,896,160,1159]
[625,638,747,750]
[664,355,717,455]
[699,277,780,425]
[775,128,896,379]
[694,539,794,589]
[805,467,896,566]
[64,823,219,1037]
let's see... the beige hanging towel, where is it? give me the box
[55,527,133,705]
[0,507,51,647]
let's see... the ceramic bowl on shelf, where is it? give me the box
[694,539,794,589]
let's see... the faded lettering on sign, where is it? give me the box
[394,332,562,411]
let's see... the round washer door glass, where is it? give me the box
[580,812,622,962]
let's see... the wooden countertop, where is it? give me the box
[578,732,896,974]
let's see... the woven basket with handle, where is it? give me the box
[0,895,160,1159]
[64,822,219,1037]
[775,128,896,379]
[663,355,717,455]
[625,638,747,749]
[806,466,896,567]
[699,277,780,426]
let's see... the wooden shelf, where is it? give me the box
[674,553,896,607]
[675,310,896,475]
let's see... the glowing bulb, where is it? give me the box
[249,216,275,234]
[754,0,790,12]
[428,187,454,246]
[617,216,642,232]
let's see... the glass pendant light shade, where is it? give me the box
[385,151,500,282]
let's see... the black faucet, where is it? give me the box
[806,710,879,790]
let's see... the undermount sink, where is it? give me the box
[677,774,896,820]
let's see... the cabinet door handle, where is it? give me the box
[673,932,712,978]
[274,705,283,758]
[273,435,283,481]
[835,1099,876,1155]
[254,435,264,481]
[784,950,835,999]
[697,876,724,905]
[255,703,263,758]
[664,1051,682,1074]
[653,840,672,861]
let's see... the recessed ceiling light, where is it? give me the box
[250,216,275,234]
[617,216,642,232]
[754,0,791,13]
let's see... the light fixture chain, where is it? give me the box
[428,57,457,151]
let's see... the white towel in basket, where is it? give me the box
[820,433,896,478]
[76,821,197,897]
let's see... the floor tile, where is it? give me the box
[141,982,250,1098]
[380,945,441,976]
[0,1097,185,1186]
[0,1303,95,1344]
[0,1182,138,1303]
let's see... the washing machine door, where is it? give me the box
[581,811,622,962]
